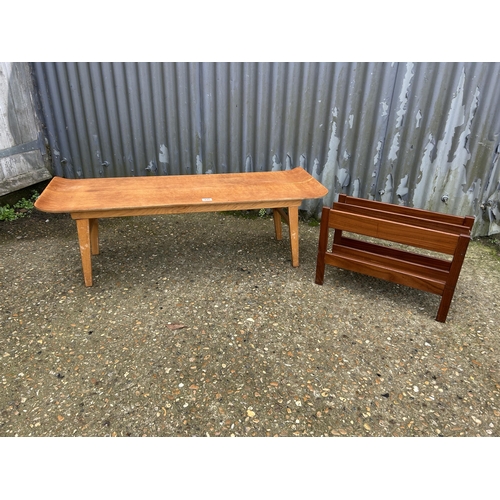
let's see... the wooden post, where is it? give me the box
[288,206,299,267]
[76,219,93,286]
[315,206,330,285]
[436,234,471,322]
[272,209,283,241]
[89,218,99,255]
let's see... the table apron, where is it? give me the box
[70,201,302,219]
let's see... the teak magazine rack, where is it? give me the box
[315,194,474,322]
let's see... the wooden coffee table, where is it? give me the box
[35,167,328,286]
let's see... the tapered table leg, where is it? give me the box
[288,205,299,267]
[75,219,93,286]
[89,218,99,255]
[272,209,283,240]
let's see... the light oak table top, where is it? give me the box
[35,167,328,216]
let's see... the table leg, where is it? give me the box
[288,206,299,267]
[272,209,283,240]
[76,219,93,286]
[89,218,99,255]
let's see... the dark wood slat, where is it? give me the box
[330,243,450,281]
[338,236,452,271]
[332,201,472,235]
[336,194,475,229]
[329,210,460,255]
[325,253,446,295]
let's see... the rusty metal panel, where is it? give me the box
[32,62,500,236]
[373,62,500,237]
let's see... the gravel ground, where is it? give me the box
[1,206,499,437]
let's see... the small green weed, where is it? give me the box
[0,205,17,221]
[0,190,39,221]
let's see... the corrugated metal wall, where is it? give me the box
[32,62,500,237]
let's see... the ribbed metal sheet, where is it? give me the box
[32,62,500,236]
